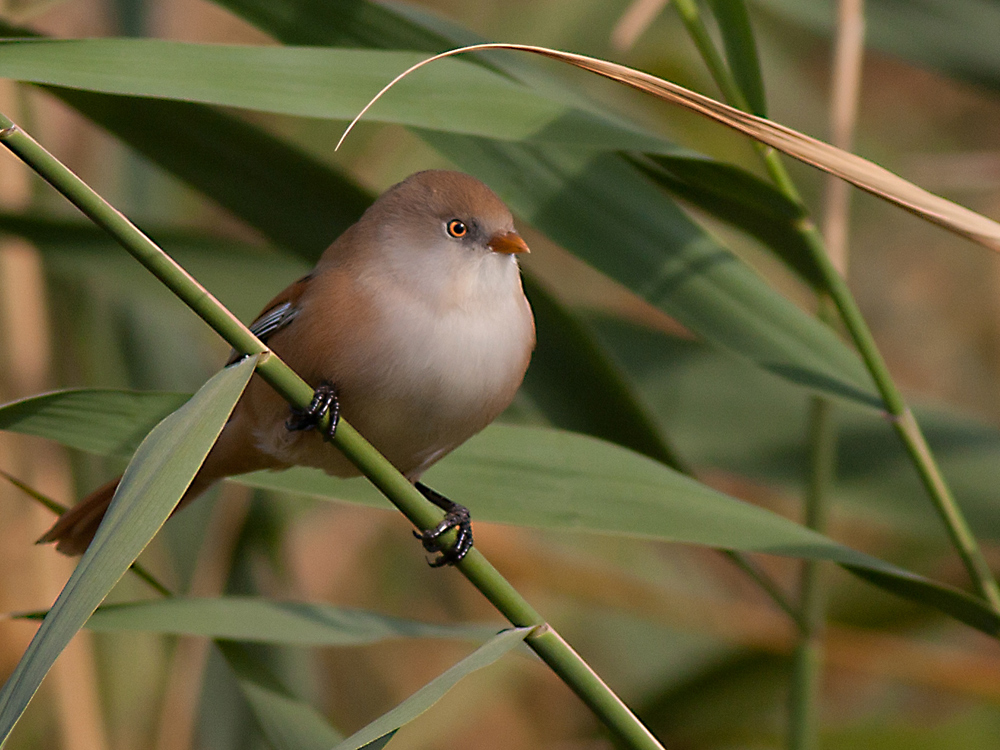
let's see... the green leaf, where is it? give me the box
[521,273,687,470]
[218,642,344,750]
[49,90,371,259]
[0,387,867,568]
[83,597,499,645]
[212,0,459,51]
[2,386,996,633]
[706,0,768,116]
[231,425,892,557]
[0,20,369,260]
[0,38,677,153]
[356,736,396,750]
[629,153,824,289]
[589,315,1000,542]
[0,356,257,745]
[331,628,532,750]
[235,425,1000,636]
[0,388,190,456]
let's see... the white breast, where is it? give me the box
[347,258,534,477]
[389,282,531,409]
[248,259,533,481]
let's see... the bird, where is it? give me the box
[39,170,535,564]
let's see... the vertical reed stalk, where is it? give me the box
[788,5,865,747]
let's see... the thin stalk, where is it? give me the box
[671,0,823,644]
[670,0,1000,612]
[788,302,838,750]
[671,0,803,202]
[822,0,866,275]
[790,4,863,746]
[0,468,173,597]
[796,216,1000,610]
[722,549,803,629]
[0,114,665,750]
[672,0,748,110]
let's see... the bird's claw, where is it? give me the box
[414,506,473,567]
[414,482,473,567]
[286,382,340,441]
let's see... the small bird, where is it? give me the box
[40,170,535,563]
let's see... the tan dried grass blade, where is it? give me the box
[339,43,1000,253]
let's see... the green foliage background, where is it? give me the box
[3,0,1000,748]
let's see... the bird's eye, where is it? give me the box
[446,219,468,238]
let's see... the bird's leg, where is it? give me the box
[285,381,340,441]
[413,482,473,567]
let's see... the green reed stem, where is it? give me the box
[788,317,838,749]
[670,0,1000,613]
[796,216,1000,610]
[0,112,665,750]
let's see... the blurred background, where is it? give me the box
[3,0,1000,748]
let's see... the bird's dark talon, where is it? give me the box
[414,482,473,566]
[286,382,340,441]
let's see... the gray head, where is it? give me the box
[326,171,528,310]
[368,170,527,256]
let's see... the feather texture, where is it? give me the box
[41,170,535,554]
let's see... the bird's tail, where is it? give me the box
[37,474,216,556]
[37,477,121,556]
[38,405,277,555]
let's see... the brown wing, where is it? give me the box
[226,272,314,365]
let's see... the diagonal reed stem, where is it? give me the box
[669,0,1000,613]
[0,113,664,750]
[794,216,1000,611]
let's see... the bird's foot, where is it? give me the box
[413,482,473,567]
[286,382,340,441]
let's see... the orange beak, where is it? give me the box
[488,231,530,255]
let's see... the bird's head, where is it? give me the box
[354,170,530,309]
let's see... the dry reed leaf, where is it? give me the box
[339,43,1000,253]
